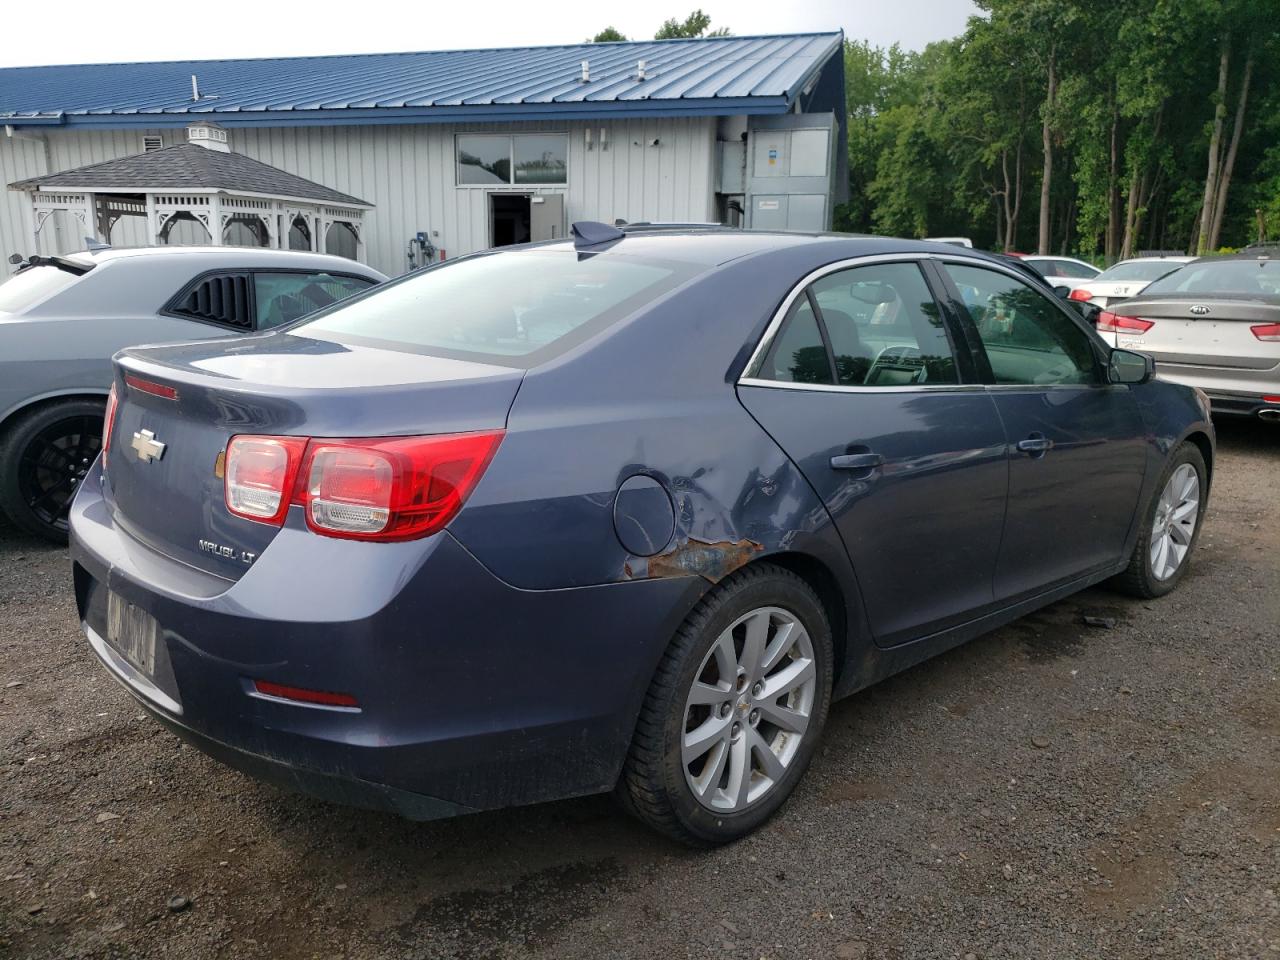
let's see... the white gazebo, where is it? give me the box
[9,122,372,260]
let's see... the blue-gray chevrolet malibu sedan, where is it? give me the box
[70,225,1214,844]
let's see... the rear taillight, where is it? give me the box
[300,432,503,541]
[224,436,309,524]
[1250,323,1280,342]
[102,384,119,456]
[1068,288,1092,302]
[222,431,503,541]
[1096,311,1154,334]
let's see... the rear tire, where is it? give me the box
[0,399,106,544]
[1110,441,1207,599]
[617,563,833,845]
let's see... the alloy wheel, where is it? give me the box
[682,606,816,813]
[17,415,101,531]
[1149,463,1200,581]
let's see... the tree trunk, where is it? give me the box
[1037,48,1056,255]
[1011,138,1023,251]
[1209,52,1253,249]
[1121,170,1140,260]
[1000,149,1012,250]
[1198,33,1231,254]
[1106,105,1121,260]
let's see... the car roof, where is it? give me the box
[1189,251,1276,264]
[62,245,386,277]
[533,229,1000,268]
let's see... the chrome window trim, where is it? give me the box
[738,377,985,395]
[741,251,1000,395]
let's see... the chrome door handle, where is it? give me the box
[830,452,884,471]
[1016,436,1053,455]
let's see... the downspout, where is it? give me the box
[5,125,56,249]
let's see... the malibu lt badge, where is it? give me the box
[198,539,257,565]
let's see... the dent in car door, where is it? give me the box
[737,259,1009,647]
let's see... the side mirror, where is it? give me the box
[1109,348,1154,385]
[1053,284,1072,300]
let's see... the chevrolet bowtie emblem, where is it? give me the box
[130,429,166,463]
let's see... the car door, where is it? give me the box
[934,260,1148,602]
[737,257,1009,647]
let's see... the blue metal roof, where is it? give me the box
[0,33,843,129]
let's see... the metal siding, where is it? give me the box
[1,118,716,273]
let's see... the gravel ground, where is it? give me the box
[1,420,1277,960]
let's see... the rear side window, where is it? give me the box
[810,262,958,386]
[751,262,959,388]
[760,296,833,385]
[0,265,83,315]
[170,273,252,329]
[255,272,374,330]
[293,250,698,363]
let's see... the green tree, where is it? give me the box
[655,10,729,39]
[589,27,628,43]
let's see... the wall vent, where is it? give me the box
[142,135,164,152]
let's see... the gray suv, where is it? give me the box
[0,246,385,540]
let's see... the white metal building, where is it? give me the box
[0,34,846,277]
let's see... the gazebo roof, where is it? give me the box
[9,143,369,207]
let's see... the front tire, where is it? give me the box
[618,563,833,845]
[0,399,105,543]
[1110,441,1207,599]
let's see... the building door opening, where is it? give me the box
[491,194,531,247]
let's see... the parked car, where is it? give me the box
[1021,255,1102,289]
[0,247,385,540]
[70,225,1214,845]
[1067,256,1195,308]
[1094,251,1280,420]
[923,236,974,248]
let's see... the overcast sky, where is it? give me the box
[0,0,979,68]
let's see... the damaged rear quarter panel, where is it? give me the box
[446,243,865,600]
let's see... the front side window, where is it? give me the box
[457,134,568,186]
[292,249,697,363]
[944,263,1099,386]
[255,272,375,330]
[810,262,958,386]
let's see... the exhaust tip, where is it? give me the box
[1259,408,1280,421]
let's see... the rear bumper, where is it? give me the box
[1151,366,1280,418]
[69,463,702,817]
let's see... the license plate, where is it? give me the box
[106,591,158,678]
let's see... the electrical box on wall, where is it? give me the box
[742,113,838,232]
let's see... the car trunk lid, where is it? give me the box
[1108,296,1280,371]
[104,333,523,579]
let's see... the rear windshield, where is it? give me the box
[293,249,699,364]
[0,265,83,315]
[1096,261,1185,283]
[1142,258,1280,297]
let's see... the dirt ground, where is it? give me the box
[1,419,1277,960]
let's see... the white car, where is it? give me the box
[1021,256,1102,290]
[1067,256,1196,309]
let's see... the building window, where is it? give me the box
[457,134,567,186]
